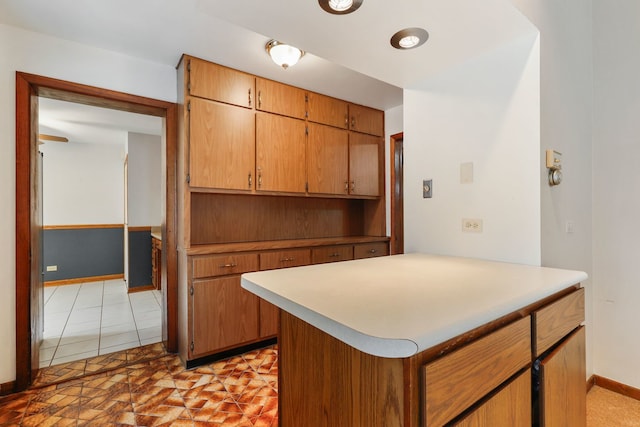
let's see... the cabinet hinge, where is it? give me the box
[305,182,308,192]
[187,60,191,72]
[190,341,194,351]
[187,101,191,111]
[305,94,309,102]
[190,286,194,296]
[187,82,191,91]
[186,174,191,184]
[305,126,308,136]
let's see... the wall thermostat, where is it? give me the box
[546,150,562,186]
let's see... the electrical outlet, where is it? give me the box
[462,218,483,233]
[46,265,58,272]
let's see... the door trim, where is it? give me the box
[390,132,404,254]
[15,72,178,391]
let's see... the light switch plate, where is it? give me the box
[423,179,432,198]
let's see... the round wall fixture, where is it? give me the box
[390,27,429,50]
[318,0,363,15]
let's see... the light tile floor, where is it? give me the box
[41,279,162,368]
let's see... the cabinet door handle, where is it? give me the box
[258,172,262,188]
[351,117,356,128]
[280,257,295,262]
[248,172,252,189]
[219,263,238,268]
[344,181,349,193]
[258,90,262,108]
[344,114,349,127]
[329,253,341,258]
[368,249,377,254]
[350,180,355,192]
[248,88,252,107]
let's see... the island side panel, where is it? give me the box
[279,311,407,427]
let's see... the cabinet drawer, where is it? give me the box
[192,253,258,278]
[354,242,388,259]
[311,245,354,264]
[533,287,585,356]
[260,249,311,271]
[422,316,531,427]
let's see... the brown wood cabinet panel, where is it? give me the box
[533,287,585,356]
[354,242,388,259]
[151,237,161,290]
[256,113,306,193]
[307,123,349,195]
[540,326,586,427]
[189,98,255,190]
[189,58,254,108]
[259,299,279,338]
[307,92,349,129]
[260,249,311,271]
[349,133,381,196]
[279,310,405,427]
[192,253,258,279]
[311,245,353,264]
[423,316,531,427]
[256,77,306,119]
[453,371,531,427]
[349,103,384,136]
[190,194,365,245]
[191,276,259,356]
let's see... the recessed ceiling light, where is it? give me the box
[390,27,429,50]
[318,0,363,15]
[265,40,305,69]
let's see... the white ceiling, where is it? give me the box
[1,0,536,143]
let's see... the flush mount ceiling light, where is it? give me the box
[390,27,429,50]
[265,40,305,69]
[318,0,363,15]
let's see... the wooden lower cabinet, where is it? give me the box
[453,372,531,426]
[539,326,586,427]
[354,242,388,259]
[191,276,259,357]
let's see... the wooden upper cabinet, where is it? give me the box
[349,104,384,136]
[189,98,255,190]
[307,123,349,195]
[188,57,255,109]
[307,92,349,129]
[256,78,307,120]
[349,133,381,197]
[256,113,306,193]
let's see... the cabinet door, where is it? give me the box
[256,113,306,193]
[256,78,306,119]
[307,92,349,129]
[191,276,259,356]
[189,58,254,108]
[307,123,349,195]
[349,104,384,136]
[453,371,531,427]
[349,133,381,196]
[540,326,586,427]
[189,98,255,190]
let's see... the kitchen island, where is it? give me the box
[241,253,588,426]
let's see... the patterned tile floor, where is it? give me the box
[0,345,278,426]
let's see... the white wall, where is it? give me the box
[403,32,541,265]
[126,132,162,228]
[0,23,176,384]
[592,0,640,389]
[40,142,125,225]
[510,0,594,380]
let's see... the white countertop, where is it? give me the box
[241,253,588,358]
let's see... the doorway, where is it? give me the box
[15,72,178,390]
[390,132,404,254]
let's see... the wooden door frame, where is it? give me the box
[390,132,404,254]
[15,72,178,390]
